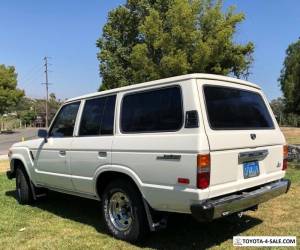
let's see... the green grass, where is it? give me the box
[286,162,300,183]
[0,165,299,250]
[0,160,8,173]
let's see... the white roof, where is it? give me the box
[66,73,260,103]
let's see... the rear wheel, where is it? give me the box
[15,167,33,205]
[101,179,148,242]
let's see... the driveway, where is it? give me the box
[0,128,39,155]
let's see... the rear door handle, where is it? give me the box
[98,151,107,158]
[238,149,268,163]
[59,150,66,156]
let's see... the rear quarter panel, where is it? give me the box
[111,79,210,212]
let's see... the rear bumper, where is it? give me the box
[191,179,291,222]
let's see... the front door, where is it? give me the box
[35,101,81,191]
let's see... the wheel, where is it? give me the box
[15,167,33,205]
[101,179,148,242]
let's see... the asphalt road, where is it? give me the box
[0,128,39,155]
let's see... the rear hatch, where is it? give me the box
[197,79,286,198]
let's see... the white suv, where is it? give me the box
[7,74,290,242]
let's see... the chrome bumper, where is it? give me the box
[191,179,291,222]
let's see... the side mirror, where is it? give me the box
[38,129,48,142]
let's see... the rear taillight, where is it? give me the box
[283,145,288,170]
[197,154,210,189]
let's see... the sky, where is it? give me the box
[1,0,299,101]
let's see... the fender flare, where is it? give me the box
[10,148,34,181]
[93,164,145,199]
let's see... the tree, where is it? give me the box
[0,64,24,115]
[97,0,254,90]
[279,38,300,114]
[19,110,37,126]
[48,93,61,122]
[14,93,61,126]
[15,97,36,126]
[270,97,285,125]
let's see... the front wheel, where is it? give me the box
[15,168,33,205]
[101,179,148,242]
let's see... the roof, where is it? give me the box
[66,73,260,103]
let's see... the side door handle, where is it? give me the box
[59,150,66,156]
[98,151,107,158]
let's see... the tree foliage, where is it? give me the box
[270,97,300,127]
[279,38,300,114]
[0,64,24,115]
[97,0,254,90]
[14,93,61,126]
[270,97,285,118]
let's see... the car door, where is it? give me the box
[35,101,81,191]
[197,80,285,198]
[69,95,116,194]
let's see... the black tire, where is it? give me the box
[101,179,148,242]
[15,167,33,205]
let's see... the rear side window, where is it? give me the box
[204,86,274,130]
[49,102,80,137]
[100,95,116,135]
[79,95,116,136]
[121,86,183,133]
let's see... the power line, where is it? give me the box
[22,64,44,83]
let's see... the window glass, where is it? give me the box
[121,87,183,133]
[79,98,106,136]
[204,86,274,129]
[49,102,80,137]
[79,95,116,136]
[100,95,116,135]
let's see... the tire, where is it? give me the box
[101,179,148,242]
[15,167,33,205]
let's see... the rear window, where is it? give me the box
[121,86,183,133]
[203,85,274,130]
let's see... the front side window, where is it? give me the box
[49,102,80,137]
[79,95,116,136]
[204,85,274,130]
[121,86,183,133]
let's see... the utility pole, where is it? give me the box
[43,56,50,127]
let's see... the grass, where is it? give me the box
[0,160,299,250]
[281,127,300,144]
[0,160,9,173]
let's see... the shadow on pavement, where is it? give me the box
[0,130,19,135]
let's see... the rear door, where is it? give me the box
[198,80,286,198]
[69,95,116,194]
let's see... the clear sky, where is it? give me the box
[1,0,299,101]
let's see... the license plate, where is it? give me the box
[243,161,259,179]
